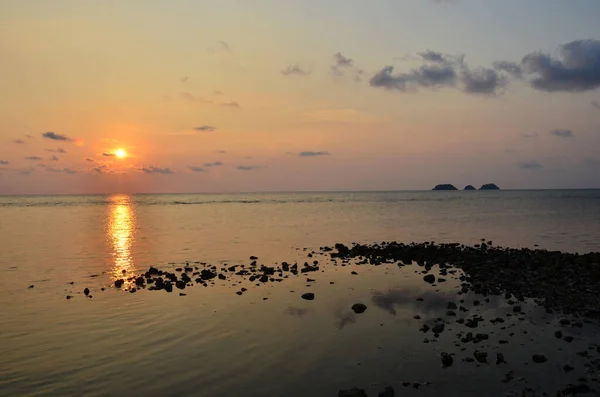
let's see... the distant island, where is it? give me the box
[432,183,501,191]
[432,184,458,191]
[479,183,500,190]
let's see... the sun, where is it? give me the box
[115,148,127,159]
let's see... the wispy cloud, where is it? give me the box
[584,157,600,167]
[215,150,226,154]
[188,166,207,172]
[102,152,116,157]
[237,165,265,171]
[47,148,66,153]
[518,160,544,169]
[14,139,25,144]
[0,160,9,165]
[281,64,311,76]
[550,129,574,138]
[592,100,600,110]
[50,155,59,161]
[297,151,330,157]
[25,156,41,160]
[42,132,74,142]
[207,40,231,54]
[520,132,539,138]
[204,161,223,167]
[85,157,95,163]
[46,167,77,174]
[194,125,217,132]
[492,61,523,78]
[330,52,363,81]
[141,166,174,174]
[181,76,189,83]
[220,101,240,108]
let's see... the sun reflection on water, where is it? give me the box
[108,195,136,283]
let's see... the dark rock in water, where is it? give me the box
[351,271,358,275]
[66,295,73,300]
[179,293,186,296]
[512,305,521,313]
[432,324,445,334]
[218,274,226,280]
[259,275,269,283]
[564,336,574,343]
[420,324,430,333]
[200,270,216,280]
[464,185,476,191]
[474,351,488,364]
[432,184,458,191]
[532,354,547,363]
[423,274,436,283]
[441,352,453,367]
[164,281,173,293]
[114,279,124,288]
[555,330,563,338]
[338,388,367,397]
[560,319,571,326]
[563,365,575,372]
[249,256,258,260]
[479,183,500,190]
[378,386,395,397]
[352,303,367,314]
[557,384,590,395]
[447,302,457,310]
[135,276,144,286]
[496,353,507,364]
[84,288,90,296]
[175,281,186,290]
[301,293,315,301]
[28,285,34,289]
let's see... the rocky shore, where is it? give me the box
[51,240,600,396]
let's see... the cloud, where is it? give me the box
[281,64,311,76]
[25,156,41,160]
[42,132,74,142]
[370,52,505,95]
[520,132,538,138]
[521,39,600,92]
[92,165,108,174]
[14,139,25,144]
[0,160,8,165]
[330,52,363,81]
[47,148,67,153]
[215,150,226,154]
[85,157,95,162]
[220,101,240,108]
[237,165,265,171]
[297,151,330,157]
[141,166,174,174]
[181,76,189,83]
[584,157,600,167]
[207,40,230,54]
[550,129,574,138]
[188,166,207,172]
[518,160,544,169]
[46,167,77,174]
[204,161,223,167]
[102,152,116,157]
[25,134,35,139]
[194,125,217,132]
[492,61,523,78]
[50,155,59,161]
[592,100,600,109]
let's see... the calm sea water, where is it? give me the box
[1,190,600,396]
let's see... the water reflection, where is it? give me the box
[108,195,136,282]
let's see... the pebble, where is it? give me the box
[352,303,367,314]
[301,293,315,301]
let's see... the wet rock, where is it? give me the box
[496,353,507,364]
[557,384,590,395]
[28,285,34,289]
[441,352,453,367]
[351,271,358,275]
[474,351,488,364]
[66,295,73,300]
[176,281,186,290]
[564,336,574,343]
[532,354,547,363]
[555,330,563,338]
[432,324,445,334]
[84,288,90,296]
[218,274,226,280]
[352,303,367,314]
[563,365,575,372]
[512,305,521,313]
[447,302,457,310]
[114,279,124,288]
[423,274,436,283]
[200,269,217,280]
[378,386,394,397]
[338,388,367,397]
[301,293,315,301]
[164,281,173,293]
[420,324,430,333]
[560,319,571,326]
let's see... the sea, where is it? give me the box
[1,190,600,397]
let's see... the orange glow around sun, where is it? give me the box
[115,148,127,158]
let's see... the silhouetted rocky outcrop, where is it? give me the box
[464,185,476,191]
[480,183,500,190]
[432,184,458,191]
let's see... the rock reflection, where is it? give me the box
[108,195,136,283]
[372,288,450,316]
[285,307,309,317]
[334,307,356,330]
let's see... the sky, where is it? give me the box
[1,0,600,194]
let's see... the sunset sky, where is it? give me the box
[1,0,600,194]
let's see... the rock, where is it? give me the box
[301,293,315,301]
[218,274,226,280]
[563,364,575,372]
[557,384,590,395]
[496,353,507,364]
[420,324,430,333]
[66,295,73,300]
[441,352,453,367]
[200,270,216,280]
[464,185,476,191]
[351,271,358,275]
[432,184,458,191]
[28,285,34,289]
[338,388,368,397]
[432,324,445,334]
[423,274,436,283]
[564,336,574,343]
[249,256,258,260]
[512,305,521,313]
[479,183,500,190]
[114,279,124,288]
[447,302,457,310]
[175,281,186,290]
[378,386,394,397]
[474,351,488,364]
[352,303,367,314]
[532,354,547,363]
[164,281,173,293]
[560,319,571,325]
[179,293,186,296]
[555,330,563,338]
